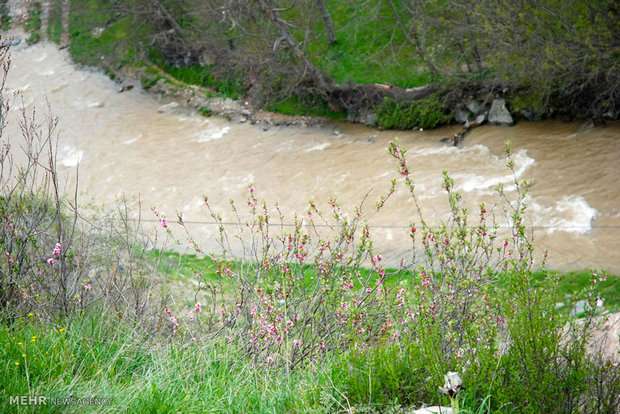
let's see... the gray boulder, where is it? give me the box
[488,99,514,125]
[474,112,487,125]
[466,100,484,115]
[454,107,470,124]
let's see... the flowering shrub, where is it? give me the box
[0,45,159,325]
[153,136,620,412]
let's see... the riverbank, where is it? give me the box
[12,0,620,132]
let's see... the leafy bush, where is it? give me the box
[0,46,158,325]
[377,96,451,130]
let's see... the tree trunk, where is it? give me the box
[315,0,336,46]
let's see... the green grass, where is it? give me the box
[47,0,63,44]
[266,96,346,120]
[0,312,340,413]
[0,249,617,413]
[534,269,620,312]
[68,0,149,69]
[161,64,245,100]
[0,310,514,413]
[302,0,433,88]
[150,250,620,314]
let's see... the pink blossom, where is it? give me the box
[159,217,168,229]
[194,303,202,313]
[83,283,92,291]
[46,257,56,266]
[421,275,431,288]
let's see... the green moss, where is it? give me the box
[377,95,451,130]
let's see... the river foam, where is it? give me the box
[455,149,535,193]
[531,196,598,234]
[195,126,231,142]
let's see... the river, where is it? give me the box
[7,39,620,272]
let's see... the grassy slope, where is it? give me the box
[0,314,336,413]
[151,250,620,313]
[1,252,618,413]
[68,0,149,76]
[305,0,431,88]
[65,0,433,119]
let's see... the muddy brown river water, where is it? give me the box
[7,39,620,272]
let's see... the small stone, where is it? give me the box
[454,107,470,124]
[488,99,514,125]
[474,112,487,125]
[571,300,589,316]
[118,84,134,93]
[466,100,484,115]
[157,102,179,113]
[91,27,105,38]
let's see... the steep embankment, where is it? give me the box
[15,0,619,133]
